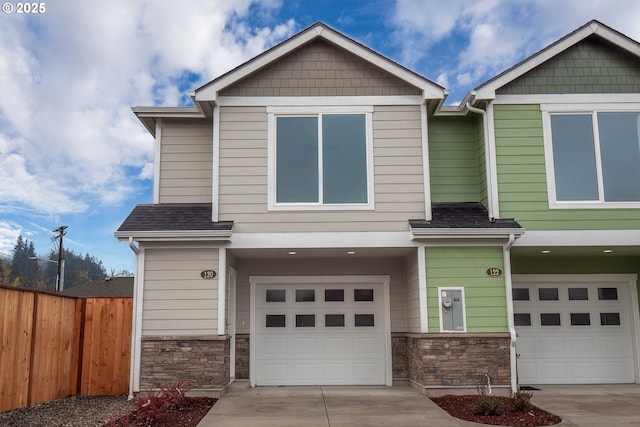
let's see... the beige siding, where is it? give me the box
[218,105,426,232]
[158,118,212,203]
[142,246,219,335]
[233,257,408,335]
[405,250,421,333]
[220,40,421,97]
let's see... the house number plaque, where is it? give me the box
[486,268,503,277]
[200,270,216,279]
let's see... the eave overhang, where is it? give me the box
[410,227,524,241]
[114,229,233,243]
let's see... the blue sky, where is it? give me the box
[2,0,640,273]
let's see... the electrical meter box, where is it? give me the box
[440,288,465,332]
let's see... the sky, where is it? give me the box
[2,0,640,273]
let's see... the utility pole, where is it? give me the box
[52,226,67,292]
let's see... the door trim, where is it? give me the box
[249,275,392,387]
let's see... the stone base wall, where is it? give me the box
[140,335,230,390]
[407,333,510,388]
[391,334,408,379]
[235,334,249,379]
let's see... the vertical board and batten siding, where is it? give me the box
[142,247,219,335]
[158,118,212,203]
[494,104,640,229]
[428,116,481,202]
[218,105,426,232]
[405,250,422,333]
[425,247,507,333]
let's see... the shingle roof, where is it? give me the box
[60,277,133,297]
[410,203,522,229]
[117,204,233,232]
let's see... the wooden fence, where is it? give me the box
[0,286,133,412]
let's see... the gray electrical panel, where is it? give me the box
[441,289,465,331]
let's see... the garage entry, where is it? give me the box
[249,275,391,386]
[513,274,639,384]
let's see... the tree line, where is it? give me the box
[0,235,126,291]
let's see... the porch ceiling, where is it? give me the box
[228,247,415,259]
[512,245,640,257]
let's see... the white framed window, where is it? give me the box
[267,106,374,210]
[542,104,640,208]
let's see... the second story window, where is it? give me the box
[543,106,640,208]
[268,107,374,210]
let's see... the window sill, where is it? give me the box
[549,201,640,209]
[268,202,375,211]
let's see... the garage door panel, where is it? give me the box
[514,278,635,384]
[255,280,388,385]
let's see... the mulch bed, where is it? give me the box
[107,397,216,427]
[431,395,562,427]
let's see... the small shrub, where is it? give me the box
[474,395,503,416]
[473,373,492,396]
[510,389,533,412]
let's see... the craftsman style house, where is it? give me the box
[117,20,640,396]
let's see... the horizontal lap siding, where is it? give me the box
[426,247,507,333]
[159,119,212,203]
[429,116,481,202]
[142,247,219,335]
[218,105,425,232]
[405,251,421,333]
[494,105,640,229]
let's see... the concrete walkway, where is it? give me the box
[197,382,463,426]
[198,382,640,427]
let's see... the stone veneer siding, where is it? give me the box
[391,334,408,380]
[407,333,510,389]
[140,335,230,390]
[235,334,249,379]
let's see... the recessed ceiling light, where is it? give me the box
[603,249,613,253]
[347,251,356,255]
[288,251,297,255]
[541,250,551,254]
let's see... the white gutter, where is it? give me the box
[127,237,140,400]
[503,233,518,393]
[466,102,495,220]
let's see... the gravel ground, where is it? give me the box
[0,395,136,427]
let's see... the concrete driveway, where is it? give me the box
[197,382,640,427]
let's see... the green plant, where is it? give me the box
[474,395,503,416]
[510,389,533,412]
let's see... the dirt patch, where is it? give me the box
[431,395,562,427]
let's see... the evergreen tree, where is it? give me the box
[9,235,39,287]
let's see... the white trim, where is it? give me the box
[220,96,423,107]
[437,286,467,333]
[248,275,393,386]
[417,245,429,333]
[152,119,162,204]
[217,247,227,335]
[230,231,414,248]
[115,230,233,241]
[541,105,640,209]
[515,229,640,246]
[493,94,640,105]
[411,228,523,239]
[212,105,220,222]
[540,101,640,111]
[511,273,640,384]
[228,267,237,381]
[195,24,444,101]
[420,103,432,221]
[132,248,145,393]
[267,109,375,211]
[486,102,500,218]
[502,240,517,392]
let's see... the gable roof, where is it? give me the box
[473,20,640,100]
[195,22,445,102]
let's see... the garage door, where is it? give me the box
[513,276,636,384]
[253,279,389,386]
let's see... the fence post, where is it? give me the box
[26,292,39,407]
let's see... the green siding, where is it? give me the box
[494,104,640,229]
[498,37,640,95]
[426,246,507,333]
[429,116,481,202]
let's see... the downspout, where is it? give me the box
[503,233,518,393]
[127,237,140,400]
[466,102,495,220]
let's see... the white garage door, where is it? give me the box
[253,278,389,386]
[513,276,636,384]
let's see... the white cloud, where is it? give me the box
[0,220,21,258]
[0,0,296,216]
